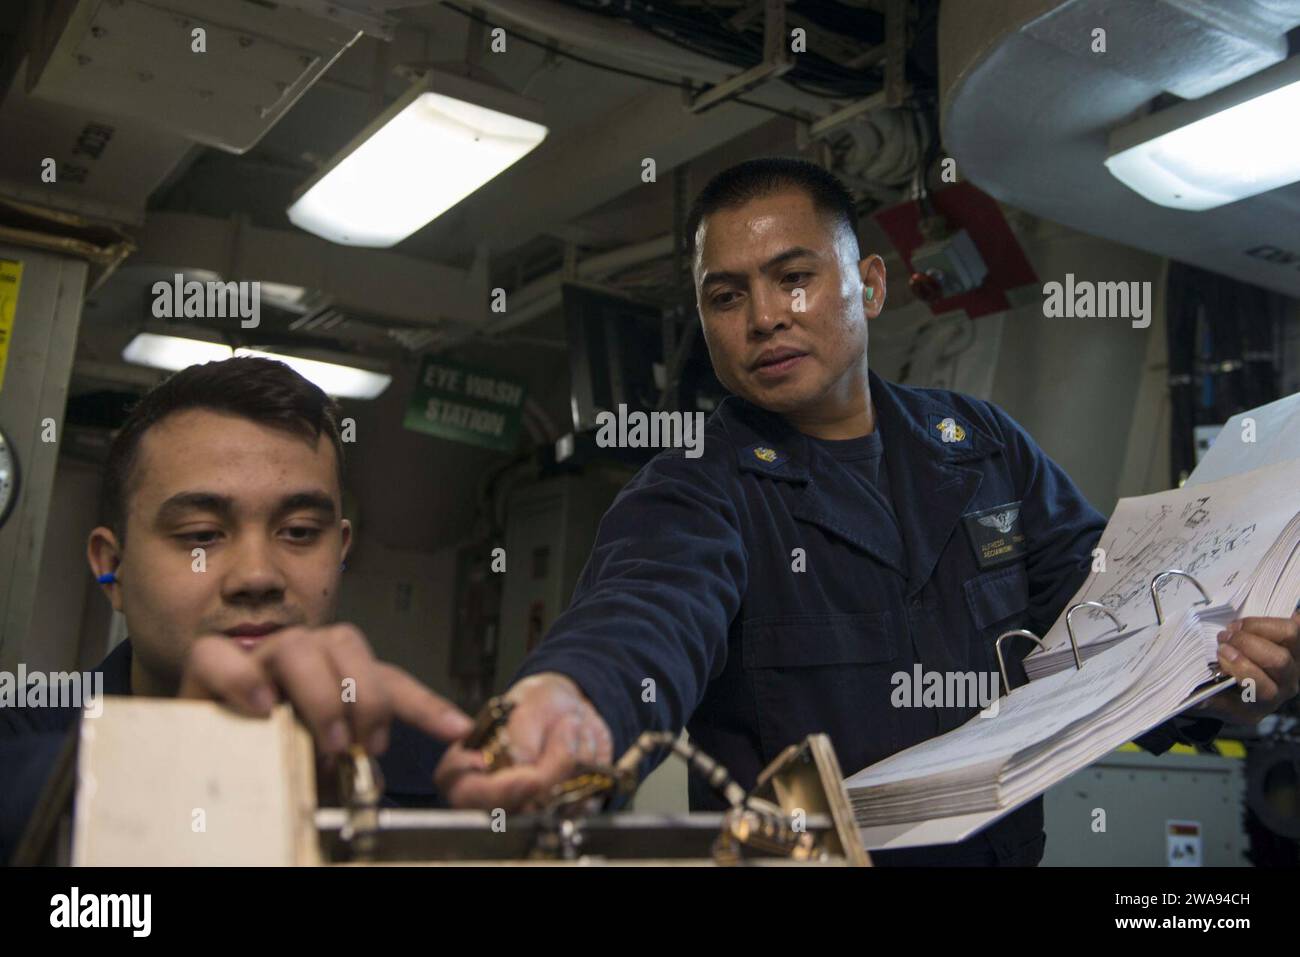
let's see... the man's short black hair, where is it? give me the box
[100,357,345,541]
[685,156,860,261]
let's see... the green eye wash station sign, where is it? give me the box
[403,358,527,453]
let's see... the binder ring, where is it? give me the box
[1149,569,1212,625]
[1065,601,1124,670]
[995,629,1046,695]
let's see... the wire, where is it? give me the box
[572,0,881,98]
[697,0,763,58]
[440,2,827,123]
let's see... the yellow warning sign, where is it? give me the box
[0,258,22,394]
[1117,739,1245,758]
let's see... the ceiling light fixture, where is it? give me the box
[287,68,548,247]
[122,332,232,371]
[1106,55,1300,211]
[121,333,391,399]
[233,348,391,400]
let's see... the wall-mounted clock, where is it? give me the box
[0,425,18,528]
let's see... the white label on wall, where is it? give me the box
[1166,819,1202,867]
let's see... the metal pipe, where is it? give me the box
[449,0,738,84]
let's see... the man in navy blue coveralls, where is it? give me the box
[436,158,1300,864]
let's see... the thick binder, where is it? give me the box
[856,567,1241,851]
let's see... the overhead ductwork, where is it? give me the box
[939,0,1300,299]
[24,0,364,153]
[0,0,375,224]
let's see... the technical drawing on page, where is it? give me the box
[1182,497,1210,529]
[1074,502,1257,628]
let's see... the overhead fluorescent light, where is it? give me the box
[122,332,232,370]
[259,282,308,307]
[1106,55,1300,211]
[287,69,548,247]
[234,348,391,400]
[121,334,391,400]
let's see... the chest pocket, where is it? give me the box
[963,563,1032,685]
[741,612,901,772]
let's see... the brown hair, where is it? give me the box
[100,356,345,540]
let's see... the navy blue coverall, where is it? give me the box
[515,370,1221,865]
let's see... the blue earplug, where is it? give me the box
[97,572,118,585]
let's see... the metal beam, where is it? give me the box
[689,0,793,113]
[808,89,896,139]
[134,213,488,328]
